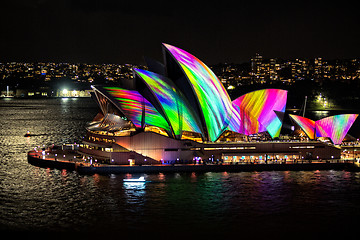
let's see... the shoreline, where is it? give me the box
[27,150,360,175]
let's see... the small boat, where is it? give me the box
[123,176,146,182]
[24,131,46,137]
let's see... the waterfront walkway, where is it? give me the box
[27,147,360,175]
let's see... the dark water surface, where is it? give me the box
[1,98,360,237]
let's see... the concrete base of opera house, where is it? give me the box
[28,149,360,175]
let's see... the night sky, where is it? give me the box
[1,1,359,64]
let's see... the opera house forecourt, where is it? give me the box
[28,44,359,173]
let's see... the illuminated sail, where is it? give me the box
[100,87,143,128]
[102,87,170,132]
[163,43,233,142]
[134,68,202,138]
[315,114,358,145]
[228,104,266,135]
[232,89,287,138]
[290,114,358,144]
[289,114,316,139]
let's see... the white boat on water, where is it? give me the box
[123,176,146,182]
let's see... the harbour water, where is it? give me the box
[1,98,360,237]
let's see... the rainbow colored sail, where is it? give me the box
[290,114,358,145]
[103,87,170,132]
[228,105,266,135]
[315,114,358,145]
[102,87,143,128]
[289,115,316,139]
[163,43,233,142]
[134,68,202,138]
[231,89,287,138]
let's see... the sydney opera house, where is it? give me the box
[78,43,357,165]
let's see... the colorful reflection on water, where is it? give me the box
[1,98,360,237]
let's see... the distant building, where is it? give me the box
[15,88,48,97]
[56,89,92,97]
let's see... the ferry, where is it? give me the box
[123,176,146,182]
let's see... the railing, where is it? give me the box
[60,144,80,151]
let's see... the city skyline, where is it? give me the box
[2,54,359,85]
[0,1,359,64]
